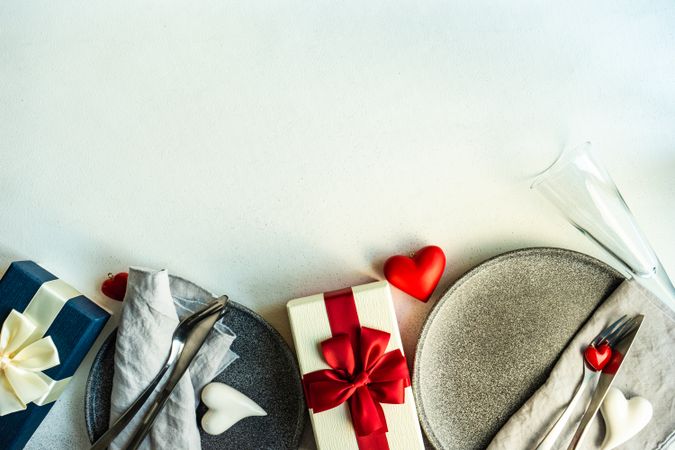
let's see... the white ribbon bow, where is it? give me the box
[0,309,60,416]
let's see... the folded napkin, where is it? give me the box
[109,268,238,450]
[488,280,675,450]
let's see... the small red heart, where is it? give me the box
[383,245,446,302]
[584,342,612,371]
[101,272,128,301]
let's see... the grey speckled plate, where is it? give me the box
[85,300,306,450]
[413,247,623,450]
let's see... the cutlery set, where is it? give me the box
[536,314,644,450]
[90,296,229,450]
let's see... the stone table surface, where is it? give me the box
[0,1,673,449]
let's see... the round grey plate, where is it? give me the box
[85,300,306,450]
[413,247,623,450]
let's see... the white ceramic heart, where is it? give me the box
[600,387,653,450]
[200,382,267,435]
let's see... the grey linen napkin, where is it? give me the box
[488,280,675,450]
[109,267,238,450]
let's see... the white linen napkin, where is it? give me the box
[488,280,675,450]
[109,267,237,450]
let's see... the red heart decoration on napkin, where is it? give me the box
[584,342,612,371]
[101,272,128,301]
[383,245,446,302]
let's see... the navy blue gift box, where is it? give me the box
[0,261,109,450]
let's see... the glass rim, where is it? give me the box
[530,141,592,190]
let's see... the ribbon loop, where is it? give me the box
[321,333,356,375]
[303,326,410,438]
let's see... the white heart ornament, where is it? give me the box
[600,387,653,450]
[200,382,267,435]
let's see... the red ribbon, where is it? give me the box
[302,288,410,450]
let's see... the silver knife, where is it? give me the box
[566,314,644,450]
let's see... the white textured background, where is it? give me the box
[1,1,673,449]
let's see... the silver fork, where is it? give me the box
[535,315,640,450]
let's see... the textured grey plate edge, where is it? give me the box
[83,299,307,449]
[412,247,623,450]
[84,330,114,445]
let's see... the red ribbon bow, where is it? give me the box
[302,327,410,437]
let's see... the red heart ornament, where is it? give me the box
[101,272,128,301]
[383,245,446,302]
[584,342,612,371]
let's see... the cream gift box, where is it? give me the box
[287,280,424,450]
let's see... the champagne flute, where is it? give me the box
[532,142,675,313]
